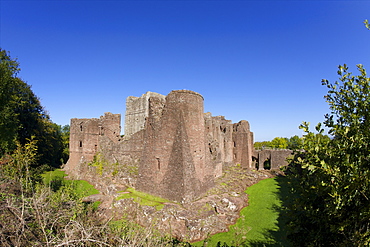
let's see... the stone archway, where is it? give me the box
[263,158,271,170]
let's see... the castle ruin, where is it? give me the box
[65,90,289,203]
[65,90,253,202]
[63,90,295,241]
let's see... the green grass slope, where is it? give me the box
[42,169,99,198]
[194,176,291,246]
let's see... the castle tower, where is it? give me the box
[124,92,165,139]
[65,113,121,177]
[232,120,254,169]
[137,90,212,202]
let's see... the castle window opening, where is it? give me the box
[219,126,227,133]
[80,125,83,131]
[156,158,160,170]
[79,141,82,148]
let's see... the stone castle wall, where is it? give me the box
[255,149,293,170]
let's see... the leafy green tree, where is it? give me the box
[0,49,21,153]
[254,141,272,150]
[0,49,64,167]
[270,137,288,149]
[286,135,303,150]
[285,62,370,246]
[60,124,70,164]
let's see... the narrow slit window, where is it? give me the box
[79,141,82,148]
[156,158,160,170]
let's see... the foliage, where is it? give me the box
[0,50,20,153]
[270,137,288,149]
[254,135,304,150]
[58,124,70,164]
[254,140,273,150]
[284,62,370,246]
[286,135,303,150]
[89,152,106,175]
[0,49,64,167]
[0,138,39,194]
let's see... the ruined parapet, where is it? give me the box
[204,114,234,176]
[124,91,165,139]
[100,112,121,142]
[232,120,254,169]
[138,90,213,203]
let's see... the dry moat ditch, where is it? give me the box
[84,166,282,243]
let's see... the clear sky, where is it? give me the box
[1,0,369,141]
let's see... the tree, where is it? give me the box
[255,136,303,150]
[0,50,21,153]
[286,135,303,150]
[0,49,64,167]
[60,124,70,164]
[285,61,370,245]
[270,137,288,149]
[254,141,272,150]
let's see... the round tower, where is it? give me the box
[165,90,205,172]
[138,90,212,202]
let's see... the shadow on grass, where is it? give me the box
[244,175,295,247]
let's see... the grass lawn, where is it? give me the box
[193,176,291,246]
[42,169,99,198]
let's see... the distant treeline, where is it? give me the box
[254,135,330,150]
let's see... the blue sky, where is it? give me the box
[1,1,369,141]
